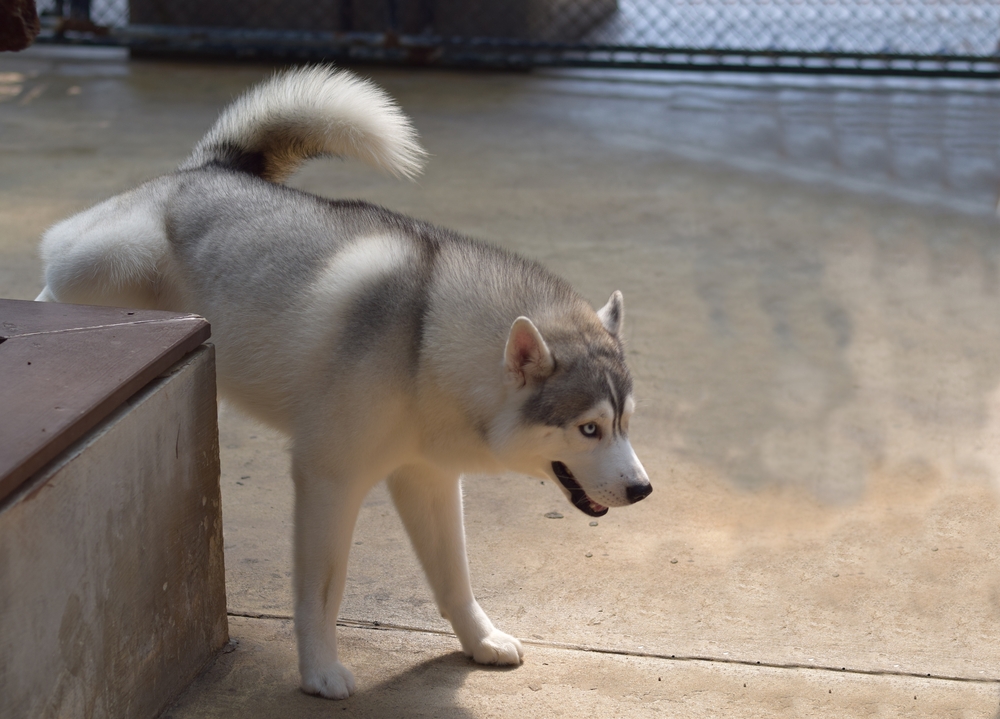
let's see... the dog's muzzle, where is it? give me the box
[551,461,609,517]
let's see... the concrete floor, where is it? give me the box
[3,46,1000,717]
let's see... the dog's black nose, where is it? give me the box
[626,482,652,504]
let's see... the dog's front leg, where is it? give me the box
[388,465,524,665]
[292,458,369,699]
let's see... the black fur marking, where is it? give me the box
[207,144,268,178]
[408,230,441,372]
[607,373,624,437]
[336,227,442,379]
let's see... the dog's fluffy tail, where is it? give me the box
[180,66,426,184]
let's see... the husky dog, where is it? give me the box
[35,67,652,699]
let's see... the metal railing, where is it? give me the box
[33,0,1000,77]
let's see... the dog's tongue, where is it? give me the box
[551,462,609,518]
[582,496,608,515]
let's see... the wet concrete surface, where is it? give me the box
[2,45,1000,717]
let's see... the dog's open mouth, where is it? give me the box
[551,462,609,517]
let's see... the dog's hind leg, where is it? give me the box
[37,183,171,310]
[292,457,373,699]
[388,465,524,665]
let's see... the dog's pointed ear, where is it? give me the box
[504,316,554,387]
[597,290,624,337]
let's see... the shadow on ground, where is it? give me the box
[163,617,520,719]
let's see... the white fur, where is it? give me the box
[305,234,415,330]
[36,183,172,309]
[557,404,647,507]
[34,68,651,700]
[181,67,426,182]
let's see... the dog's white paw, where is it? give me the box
[466,629,524,666]
[300,660,356,699]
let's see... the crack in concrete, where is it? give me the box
[226,610,1000,686]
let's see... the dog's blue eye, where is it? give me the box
[580,423,599,438]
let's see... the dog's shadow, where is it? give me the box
[167,647,515,719]
[343,651,516,718]
[297,652,512,718]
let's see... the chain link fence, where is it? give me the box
[33,0,1000,76]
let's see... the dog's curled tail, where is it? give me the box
[180,66,426,184]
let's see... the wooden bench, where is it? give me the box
[0,299,227,719]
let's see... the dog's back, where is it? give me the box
[37,67,425,310]
[36,68,431,426]
[36,67,596,433]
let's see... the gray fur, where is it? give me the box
[35,67,650,700]
[166,164,625,400]
[522,336,632,431]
